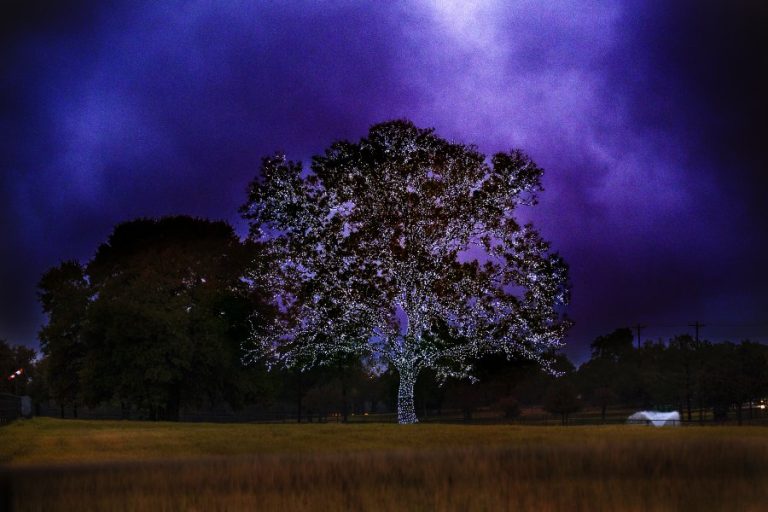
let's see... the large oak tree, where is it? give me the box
[242,120,570,423]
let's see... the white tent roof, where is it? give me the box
[627,410,680,427]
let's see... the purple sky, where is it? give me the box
[2,1,767,363]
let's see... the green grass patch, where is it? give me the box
[6,417,765,467]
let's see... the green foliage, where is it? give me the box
[36,216,275,420]
[576,327,768,422]
[37,261,88,409]
[697,341,768,422]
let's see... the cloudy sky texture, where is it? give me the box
[2,0,767,362]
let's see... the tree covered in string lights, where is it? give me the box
[241,120,570,424]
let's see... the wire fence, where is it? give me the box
[25,399,768,427]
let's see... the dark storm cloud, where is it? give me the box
[1,0,766,362]
[1,0,419,343]
[576,0,768,347]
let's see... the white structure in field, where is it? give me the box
[627,411,680,427]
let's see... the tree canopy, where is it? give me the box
[241,119,571,423]
[37,260,89,412]
[37,216,271,420]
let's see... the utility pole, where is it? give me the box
[634,324,647,350]
[688,321,706,348]
[688,321,706,425]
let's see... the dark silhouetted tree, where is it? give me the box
[665,335,698,420]
[37,261,89,417]
[80,216,264,420]
[736,341,768,422]
[698,342,740,421]
[591,386,617,423]
[579,327,649,409]
[590,328,634,362]
[543,377,581,425]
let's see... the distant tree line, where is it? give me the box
[575,328,768,425]
[12,268,768,424]
[8,216,765,424]
[389,328,768,426]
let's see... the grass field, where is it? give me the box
[2,418,768,511]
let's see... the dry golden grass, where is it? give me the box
[2,418,768,511]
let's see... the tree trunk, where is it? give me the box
[396,364,419,424]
